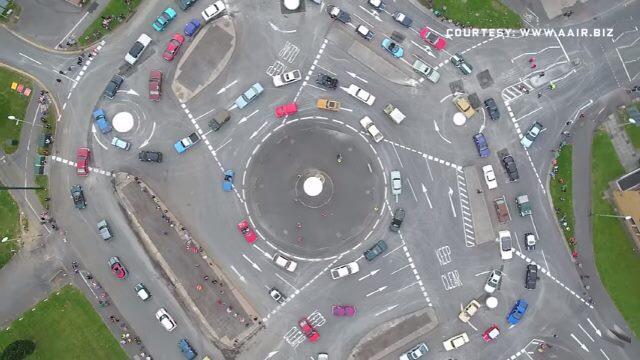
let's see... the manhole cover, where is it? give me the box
[477,69,493,89]
[449,80,464,94]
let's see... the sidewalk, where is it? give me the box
[602,113,639,172]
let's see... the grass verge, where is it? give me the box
[549,145,575,250]
[78,0,143,46]
[37,105,56,156]
[591,129,640,337]
[617,102,640,150]
[0,1,20,24]
[0,285,127,360]
[0,187,20,269]
[0,66,32,154]
[418,0,522,29]
[35,175,49,210]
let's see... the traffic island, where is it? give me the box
[113,173,261,352]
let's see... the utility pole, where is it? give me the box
[0,186,44,190]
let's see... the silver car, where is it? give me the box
[390,170,402,195]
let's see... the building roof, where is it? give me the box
[617,167,640,191]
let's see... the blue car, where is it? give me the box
[184,19,201,37]
[178,339,197,360]
[507,299,528,325]
[234,82,264,109]
[381,38,403,58]
[223,169,234,192]
[92,109,112,134]
[473,133,490,158]
[152,7,177,32]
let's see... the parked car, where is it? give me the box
[494,196,511,224]
[347,84,375,105]
[359,116,383,142]
[134,283,151,301]
[209,110,230,131]
[148,70,163,101]
[97,220,112,240]
[269,287,286,304]
[104,74,124,99]
[223,169,234,192]
[125,33,152,65]
[482,324,500,342]
[273,69,302,87]
[273,253,297,272]
[364,240,388,261]
[484,269,503,293]
[155,308,177,331]
[393,12,413,27]
[516,193,532,216]
[184,19,201,37]
[390,170,402,195]
[368,0,385,11]
[399,343,428,360]
[443,332,469,351]
[111,136,131,151]
[482,165,497,189]
[139,151,163,163]
[381,38,404,58]
[502,155,519,181]
[174,132,200,153]
[450,53,473,75]
[521,121,544,148]
[458,299,480,322]
[454,96,476,118]
[235,82,264,109]
[178,339,197,360]
[275,102,298,118]
[178,0,198,10]
[498,230,513,260]
[298,317,320,342]
[237,219,257,244]
[412,59,440,83]
[473,133,490,157]
[420,27,446,50]
[92,109,112,134]
[332,304,356,317]
[152,7,177,32]
[108,256,127,279]
[389,207,405,232]
[330,261,359,279]
[327,5,351,23]
[356,25,374,40]
[507,299,528,325]
[316,73,338,89]
[484,98,500,120]
[162,33,185,61]
[524,233,536,250]
[384,104,406,124]
[76,147,90,176]
[316,98,340,111]
[201,1,226,22]
[70,184,86,209]
[525,264,538,289]
[318,354,328,360]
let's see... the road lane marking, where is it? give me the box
[18,53,41,65]
[275,273,299,294]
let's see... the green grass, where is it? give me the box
[78,0,144,46]
[34,175,49,210]
[617,102,640,150]
[549,145,575,250]
[0,1,19,23]
[0,188,20,269]
[0,285,127,360]
[591,130,640,337]
[420,0,522,29]
[0,66,32,154]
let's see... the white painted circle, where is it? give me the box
[112,112,134,133]
[283,0,300,10]
[453,112,466,126]
[303,176,323,197]
[486,296,498,308]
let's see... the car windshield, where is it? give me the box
[501,237,511,251]
[425,32,438,43]
[130,43,144,56]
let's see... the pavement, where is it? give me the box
[602,113,640,171]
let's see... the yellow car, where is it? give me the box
[316,98,341,111]
[454,97,476,118]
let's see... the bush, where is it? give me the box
[1,339,36,360]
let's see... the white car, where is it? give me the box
[498,230,513,260]
[125,33,152,65]
[347,84,375,105]
[330,261,359,279]
[520,121,544,148]
[134,283,151,301]
[359,116,383,143]
[390,170,402,195]
[272,69,302,87]
[356,25,374,40]
[317,354,328,360]
[111,137,131,151]
[458,299,480,322]
[273,253,297,272]
[201,1,226,22]
[482,165,498,190]
[484,269,502,293]
[399,343,428,360]
[155,308,176,331]
[443,332,469,351]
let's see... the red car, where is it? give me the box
[420,27,446,50]
[332,305,356,317]
[108,256,127,279]
[149,70,162,101]
[76,147,90,176]
[298,318,320,342]
[482,324,500,342]
[162,33,185,61]
[237,219,257,244]
[275,102,298,118]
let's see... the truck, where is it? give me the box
[359,116,383,143]
[516,194,532,216]
[327,5,351,24]
[92,109,112,134]
[174,133,201,153]
[383,104,406,124]
[208,110,230,131]
[494,196,510,224]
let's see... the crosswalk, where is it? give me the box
[283,310,326,349]
[50,156,113,177]
[501,81,534,105]
[456,170,476,247]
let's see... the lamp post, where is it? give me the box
[617,118,637,128]
[593,214,632,220]
[7,115,25,125]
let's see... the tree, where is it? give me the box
[0,339,36,360]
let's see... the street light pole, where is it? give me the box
[593,213,632,220]
[0,186,44,190]
[7,115,24,125]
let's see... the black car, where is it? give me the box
[390,208,405,232]
[177,0,198,10]
[525,264,538,289]
[502,155,519,181]
[71,184,86,209]
[316,73,338,89]
[484,98,500,120]
[104,74,124,99]
[139,151,163,163]
[364,240,388,261]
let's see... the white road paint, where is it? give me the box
[600,348,610,360]
[138,122,156,149]
[478,107,486,133]
[18,53,41,65]
[391,143,403,168]
[474,270,491,277]
[263,350,279,360]
[358,269,380,281]
[268,21,297,33]
[252,243,272,259]
[540,249,550,276]
[374,304,399,317]
[578,323,595,342]
[406,178,418,202]
[447,187,457,217]
[345,71,368,83]
[390,264,411,275]
[275,273,299,294]
[229,265,246,283]
[118,89,139,96]
[510,46,560,63]
[410,40,437,59]
[357,5,382,22]
[570,333,590,352]
[514,106,542,123]
[366,286,387,297]
[216,79,238,94]
[238,109,259,124]
[242,254,262,272]
[420,183,433,209]
[249,121,268,140]
[396,281,419,292]
[433,119,452,144]
[514,232,523,254]
[91,125,108,150]
[612,26,639,43]
[352,13,374,28]
[555,34,571,62]
[214,138,232,153]
[587,318,602,337]
[56,12,89,49]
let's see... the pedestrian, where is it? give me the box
[56,78,62,84]
[539,71,545,77]
[67,66,73,72]
[58,70,65,75]
[529,57,535,62]
[553,333,558,338]
[476,189,483,194]
[537,92,542,98]
[115,317,120,322]
[203,275,209,281]
[164,209,168,213]
[531,63,537,69]
[566,121,571,125]
[579,113,585,118]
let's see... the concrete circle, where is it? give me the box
[486,296,498,308]
[303,176,323,196]
[453,112,467,126]
[112,112,134,133]
[283,0,300,10]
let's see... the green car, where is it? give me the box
[152,7,177,32]
[516,194,532,216]
[364,240,388,261]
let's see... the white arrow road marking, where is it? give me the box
[434,120,452,144]
[242,254,262,272]
[346,71,368,83]
[448,187,457,217]
[264,350,279,360]
[216,79,238,94]
[410,41,436,58]
[250,121,268,140]
[578,323,595,342]
[421,183,433,208]
[252,243,272,259]
[268,21,297,33]
[91,124,108,149]
[358,269,380,281]
[570,333,590,352]
[138,122,156,149]
[230,265,246,283]
[118,89,139,96]
[587,318,602,337]
[366,286,387,297]
[374,304,399,316]
[239,109,259,124]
